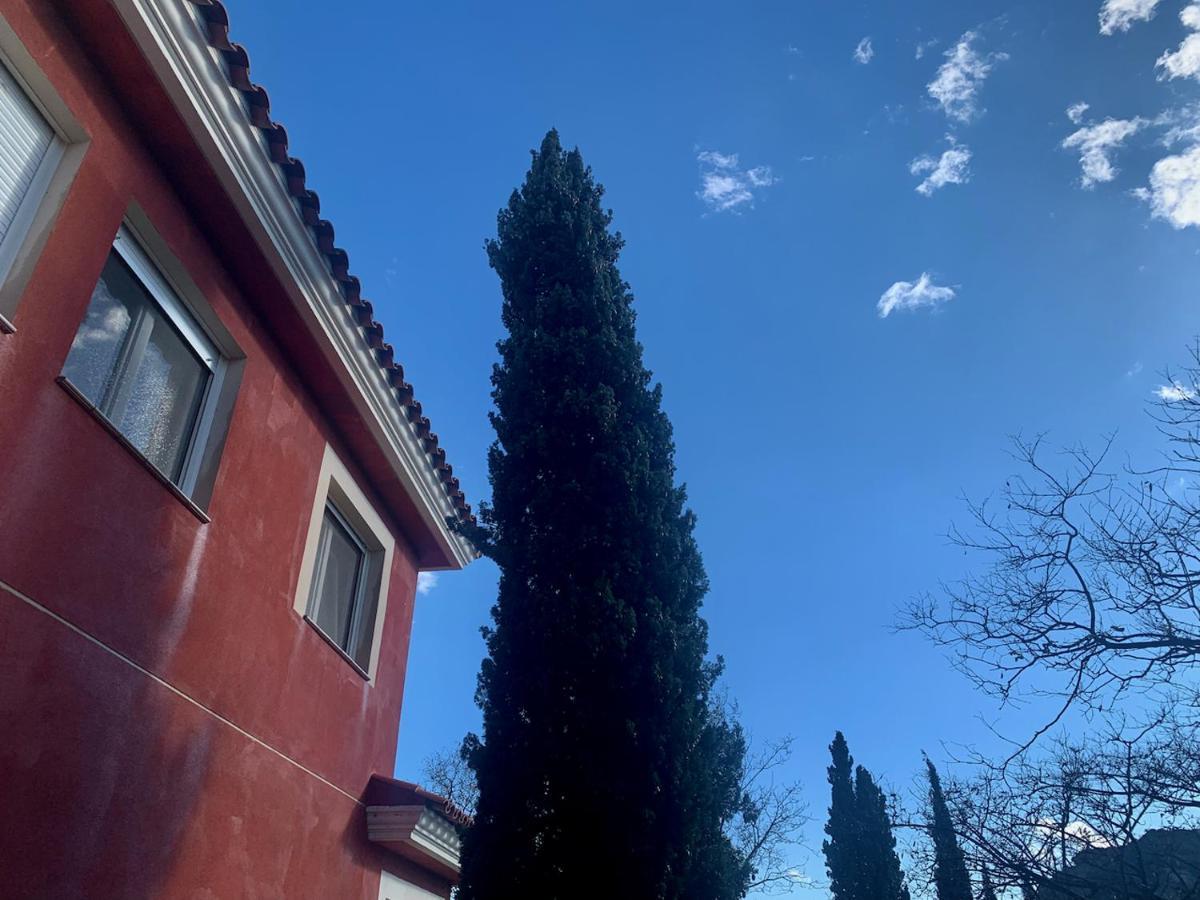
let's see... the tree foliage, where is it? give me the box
[825,733,859,900]
[855,766,911,900]
[456,130,750,899]
[823,732,910,900]
[926,759,973,900]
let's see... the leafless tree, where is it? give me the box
[733,734,812,894]
[899,346,1200,894]
[904,425,1200,747]
[910,727,1200,900]
[903,348,1200,751]
[421,739,480,818]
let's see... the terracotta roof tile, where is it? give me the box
[187,0,473,525]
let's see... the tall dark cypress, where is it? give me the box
[456,130,748,899]
[926,759,973,900]
[824,732,860,900]
[823,733,910,900]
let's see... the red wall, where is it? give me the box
[0,2,442,896]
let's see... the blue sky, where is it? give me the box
[228,0,1200,888]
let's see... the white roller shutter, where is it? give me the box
[0,59,53,248]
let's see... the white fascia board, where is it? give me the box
[366,805,463,874]
[109,0,473,569]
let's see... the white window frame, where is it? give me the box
[294,444,395,682]
[0,15,87,332]
[377,870,444,900]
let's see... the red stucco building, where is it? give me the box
[0,0,475,896]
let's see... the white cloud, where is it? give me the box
[1158,104,1200,146]
[927,31,1007,123]
[1137,144,1200,227]
[854,37,875,64]
[783,870,816,886]
[915,39,939,60]
[1067,101,1091,125]
[71,295,131,350]
[1031,820,1113,856]
[1159,35,1200,80]
[878,273,956,318]
[1156,381,1197,401]
[1062,117,1145,188]
[416,571,440,595]
[1065,821,1112,848]
[1169,474,1193,497]
[1099,0,1164,34]
[910,137,972,195]
[746,167,776,187]
[697,150,738,169]
[696,150,779,213]
[1127,361,1144,377]
[1157,5,1200,81]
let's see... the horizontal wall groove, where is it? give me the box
[0,576,363,807]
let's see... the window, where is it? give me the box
[0,55,61,272]
[60,225,236,500]
[0,17,87,330]
[306,502,384,673]
[294,444,395,680]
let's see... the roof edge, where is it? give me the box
[110,0,475,568]
[365,775,472,884]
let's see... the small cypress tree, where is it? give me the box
[855,765,910,900]
[926,758,973,900]
[823,734,910,900]
[456,130,749,899]
[824,732,860,900]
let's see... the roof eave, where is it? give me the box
[110,0,475,569]
[366,804,463,883]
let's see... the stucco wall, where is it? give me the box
[0,1,442,895]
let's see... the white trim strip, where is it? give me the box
[0,577,362,807]
[293,443,396,681]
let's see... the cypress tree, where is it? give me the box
[855,765,910,900]
[823,733,910,900]
[456,130,749,899]
[926,758,973,900]
[824,732,860,900]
